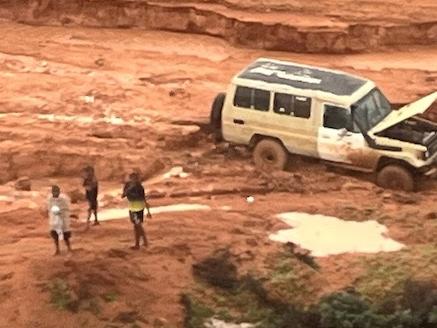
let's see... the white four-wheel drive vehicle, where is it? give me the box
[210,58,437,191]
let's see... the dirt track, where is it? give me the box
[0,1,437,327]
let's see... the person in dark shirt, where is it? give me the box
[83,166,99,226]
[122,172,152,250]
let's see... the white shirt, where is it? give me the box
[47,194,71,232]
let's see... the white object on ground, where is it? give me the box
[0,195,14,202]
[83,95,95,104]
[148,166,190,184]
[205,318,255,328]
[269,212,405,257]
[96,203,211,222]
[246,196,255,203]
[104,115,124,125]
[163,166,189,179]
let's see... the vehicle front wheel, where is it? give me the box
[253,139,288,171]
[376,164,415,192]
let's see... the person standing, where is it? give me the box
[48,185,72,255]
[122,172,152,250]
[83,166,99,226]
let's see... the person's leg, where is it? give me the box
[63,231,72,252]
[129,211,140,250]
[139,224,148,247]
[86,204,92,227]
[136,211,147,247]
[92,200,99,225]
[50,230,60,255]
[93,209,99,225]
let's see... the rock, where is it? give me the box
[141,159,165,180]
[168,88,187,98]
[148,190,166,199]
[392,192,420,204]
[90,130,114,139]
[382,192,392,200]
[68,189,84,204]
[237,251,255,261]
[425,212,437,220]
[271,170,293,180]
[246,238,258,247]
[427,25,437,41]
[14,177,31,191]
[342,181,370,191]
[0,272,14,281]
[153,318,169,327]
[231,228,244,235]
[95,58,105,67]
[114,311,139,324]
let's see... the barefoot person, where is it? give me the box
[83,166,99,226]
[122,172,152,250]
[48,185,72,255]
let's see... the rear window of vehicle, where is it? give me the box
[234,86,252,108]
[234,86,270,111]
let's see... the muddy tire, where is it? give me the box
[210,92,225,142]
[253,139,288,171]
[376,165,415,192]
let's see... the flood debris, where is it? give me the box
[14,177,31,191]
[205,318,255,328]
[82,95,95,104]
[246,196,255,203]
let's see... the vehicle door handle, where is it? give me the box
[233,119,245,125]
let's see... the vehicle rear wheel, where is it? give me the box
[253,139,288,171]
[210,92,225,142]
[376,164,415,192]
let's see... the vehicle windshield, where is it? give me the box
[352,88,392,132]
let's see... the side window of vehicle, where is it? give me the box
[294,96,311,118]
[324,105,352,130]
[234,86,252,108]
[274,93,293,115]
[253,89,270,111]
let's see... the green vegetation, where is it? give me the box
[356,245,437,305]
[181,294,215,328]
[47,277,122,315]
[48,278,74,311]
[183,248,437,328]
[102,291,119,303]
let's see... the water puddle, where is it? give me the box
[96,203,211,221]
[269,212,405,257]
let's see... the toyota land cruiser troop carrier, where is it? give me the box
[210,58,437,191]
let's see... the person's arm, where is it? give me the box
[121,183,128,198]
[145,198,152,218]
[141,186,152,218]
